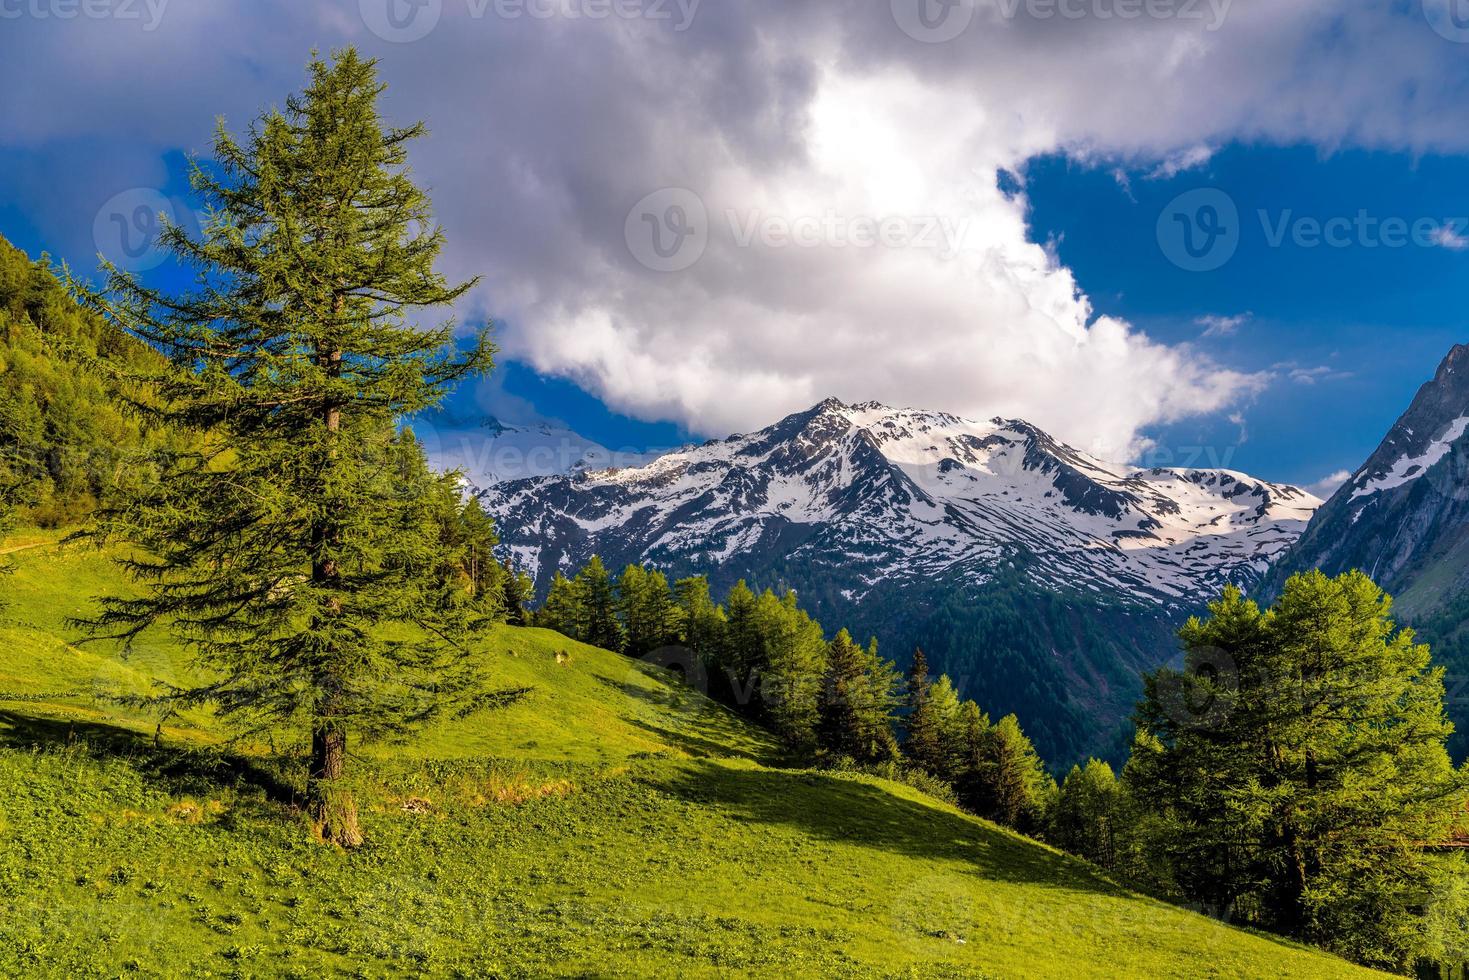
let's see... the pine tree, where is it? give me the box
[615,564,651,654]
[72,49,494,847]
[721,580,764,708]
[537,571,582,638]
[755,589,827,751]
[501,568,534,626]
[615,564,679,657]
[1052,759,1121,869]
[456,496,505,614]
[574,555,623,653]
[903,649,948,777]
[1133,573,1469,969]
[817,630,899,764]
[674,575,723,663]
[962,713,1054,835]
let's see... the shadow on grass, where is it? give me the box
[0,709,302,811]
[592,664,782,765]
[648,758,1123,896]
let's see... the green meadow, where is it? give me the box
[0,535,1385,978]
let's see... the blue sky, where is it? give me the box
[1023,144,1469,489]
[3,2,1468,492]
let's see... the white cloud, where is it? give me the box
[1285,365,1353,385]
[1430,224,1469,250]
[1308,470,1352,498]
[1196,313,1252,338]
[1148,144,1215,180]
[4,2,1469,458]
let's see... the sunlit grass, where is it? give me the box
[0,534,1387,977]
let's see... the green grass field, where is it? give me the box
[0,534,1386,977]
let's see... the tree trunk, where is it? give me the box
[309,720,362,848]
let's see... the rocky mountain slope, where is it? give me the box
[1263,344,1469,612]
[478,399,1319,765]
[1262,344,1469,758]
[480,398,1318,606]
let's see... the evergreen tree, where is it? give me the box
[537,571,582,638]
[1052,759,1121,869]
[615,564,651,654]
[501,567,534,626]
[721,580,764,707]
[962,713,1054,835]
[817,630,899,764]
[456,496,505,614]
[617,564,679,657]
[574,555,623,653]
[1133,573,1469,970]
[754,589,827,751]
[674,574,722,663]
[903,648,952,777]
[72,48,494,847]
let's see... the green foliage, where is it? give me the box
[958,713,1057,837]
[0,541,1390,978]
[1052,758,1122,870]
[816,630,899,765]
[0,235,176,527]
[616,563,679,657]
[536,571,581,638]
[1131,572,1469,971]
[903,649,963,780]
[573,556,624,654]
[70,49,494,845]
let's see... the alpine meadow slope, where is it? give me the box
[0,534,1389,978]
[478,398,1320,765]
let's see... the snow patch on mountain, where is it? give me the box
[1350,415,1469,500]
[479,399,1320,608]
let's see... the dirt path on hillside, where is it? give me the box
[0,541,54,556]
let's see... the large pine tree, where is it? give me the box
[74,50,493,846]
[1133,573,1469,969]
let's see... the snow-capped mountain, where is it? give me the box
[1264,343,1469,611]
[481,398,1318,606]
[480,397,1319,766]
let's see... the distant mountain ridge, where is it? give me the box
[479,397,1318,605]
[422,416,662,488]
[1260,343,1469,759]
[1262,344,1469,612]
[478,398,1319,765]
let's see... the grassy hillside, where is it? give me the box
[0,535,1388,978]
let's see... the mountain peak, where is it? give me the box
[1263,343,1469,607]
[478,399,1317,609]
